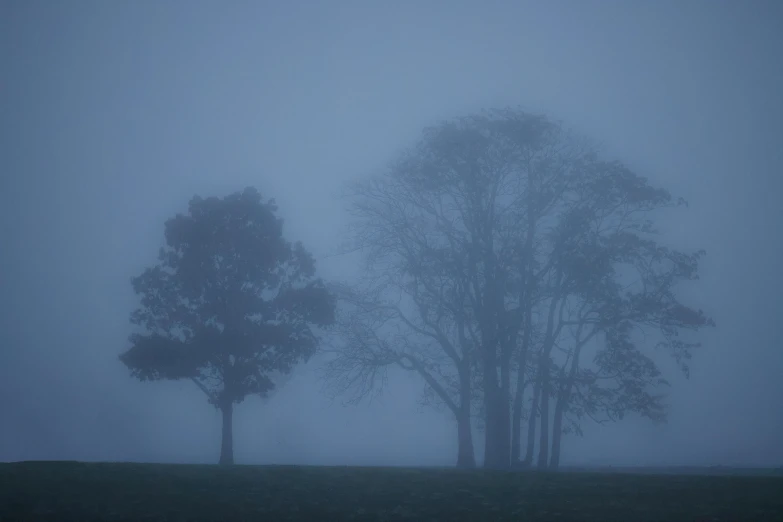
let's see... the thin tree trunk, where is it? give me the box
[550,390,566,470]
[536,363,550,469]
[510,371,525,465]
[219,402,234,465]
[498,342,512,469]
[456,363,476,468]
[523,363,542,467]
[533,286,563,470]
[499,397,511,468]
[510,346,528,465]
[511,300,533,465]
[550,335,588,470]
[482,336,505,469]
[550,364,574,470]
[514,184,536,467]
[482,379,501,468]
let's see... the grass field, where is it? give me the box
[1,461,782,521]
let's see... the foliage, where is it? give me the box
[120,187,335,408]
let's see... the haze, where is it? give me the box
[1,0,781,469]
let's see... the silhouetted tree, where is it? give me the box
[517,164,715,469]
[325,109,589,468]
[323,107,713,470]
[120,187,335,464]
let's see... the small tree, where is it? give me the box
[120,187,335,464]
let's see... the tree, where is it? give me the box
[321,109,586,468]
[514,160,715,469]
[323,107,713,470]
[119,187,335,464]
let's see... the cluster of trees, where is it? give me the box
[321,109,715,469]
[120,108,713,467]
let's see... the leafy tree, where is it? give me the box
[120,187,335,464]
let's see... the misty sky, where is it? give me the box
[1,0,781,468]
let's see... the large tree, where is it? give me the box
[323,108,713,469]
[120,187,335,464]
[325,110,587,468]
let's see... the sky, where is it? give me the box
[1,0,781,468]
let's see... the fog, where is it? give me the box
[1,0,781,468]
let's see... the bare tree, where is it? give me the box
[320,109,589,468]
[322,107,713,470]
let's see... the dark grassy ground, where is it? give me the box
[1,461,782,521]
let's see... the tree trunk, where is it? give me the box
[482,332,513,470]
[534,292,562,470]
[536,364,550,469]
[514,188,537,467]
[522,362,542,466]
[550,391,565,470]
[481,336,506,469]
[219,402,234,465]
[498,345,512,468]
[510,346,529,465]
[510,306,532,465]
[483,379,511,468]
[456,364,476,468]
[550,338,585,470]
[478,257,512,469]
[456,410,476,468]
[482,380,500,468]
[510,375,525,465]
